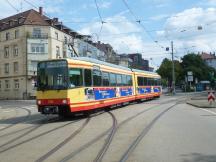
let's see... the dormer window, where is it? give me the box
[18,17,24,24]
[8,20,13,26]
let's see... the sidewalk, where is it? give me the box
[187,99,216,108]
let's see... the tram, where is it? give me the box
[36,57,161,116]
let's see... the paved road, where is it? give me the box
[0,94,216,162]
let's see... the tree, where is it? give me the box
[181,53,216,83]
[157,58,183,86]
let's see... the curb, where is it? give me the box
[186,101,216,108]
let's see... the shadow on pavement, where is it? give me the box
[0,113,89,125]
[181,153,216,162]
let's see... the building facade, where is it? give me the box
[0,8,104,99]
[200,52,216,69]
[93,41,116,63]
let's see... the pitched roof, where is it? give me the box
[200,52,216,60]
[0,9,50,31]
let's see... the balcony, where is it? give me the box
[27,33,48,39]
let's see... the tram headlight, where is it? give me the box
[37,100,41,105]
[62,99,67,104]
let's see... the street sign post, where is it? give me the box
[187,71,193,90]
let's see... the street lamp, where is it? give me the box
[166,41,175,95]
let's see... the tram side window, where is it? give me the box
[69,68,83,87]
[84,69,92,86]
[110,73,116,86]
[122,75,127,86]
[158,79,161,85]
[138,77,144,86]
[150,78,154,85]
[93,69,102,86]
[102,72,110,86]
[127,75,132,86]
[116,74,122,86]
[144,77,147,86]
[147,78,151,86]
[154,79,158,86]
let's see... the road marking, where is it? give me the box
[2,110,13,113]
[0,126,6,130]
[200,108,216,115]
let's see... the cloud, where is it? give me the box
[155,7,216,56]
[79,14,145,53]
[81,0,112,10]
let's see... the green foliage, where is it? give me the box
[156,58,183,85]
[181,53,216,82]
[157,53,216,88]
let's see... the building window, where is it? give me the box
[14,62,18,73]
[31,61,38,72]
[64,36,67,44]
[33,28,41,37]
[63,51,67,58]
[56,46,60,58]
[15,30,19,39]
[55,32,58,40]
[14,79,19,89]
[31,43,45,53]
[4,47,9,58]
[6,32,10,40]
[5,80,10,89]
[4,63,9,74]
[13,45,18,56]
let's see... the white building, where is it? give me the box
[0,8,105,99]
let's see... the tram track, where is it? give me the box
[119,103,177,162]
[94,111,117,162]
[35,117,91,162]
[0,116,59,138]
[0,96,188,161]
[60,96,188,162]
[59,99,174,162]
[0,107,32,132]
[0,117,83,154]
[0,117,60,149]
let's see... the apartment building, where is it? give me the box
[0,8,104,99]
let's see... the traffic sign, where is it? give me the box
[187,71,193,76]
[208,91,215,104]
[188,75,193,82]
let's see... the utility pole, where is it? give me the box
[171,41,176,94]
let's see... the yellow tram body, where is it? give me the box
[36,57,161,115]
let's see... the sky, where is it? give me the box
[1,0,216,69]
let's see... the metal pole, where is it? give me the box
[171,41,176,94]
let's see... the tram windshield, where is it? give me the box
[37,60,68,90]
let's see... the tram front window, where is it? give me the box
[37,61,68,90]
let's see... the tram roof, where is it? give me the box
[71,57,131,71]
[70,57,160,77]
[132,68,160,77]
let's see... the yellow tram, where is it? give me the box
[36,57,161,116]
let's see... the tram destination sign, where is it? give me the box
[46,60,67,68]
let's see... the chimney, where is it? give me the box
[53,18,58,23]
[39,7,43,15]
